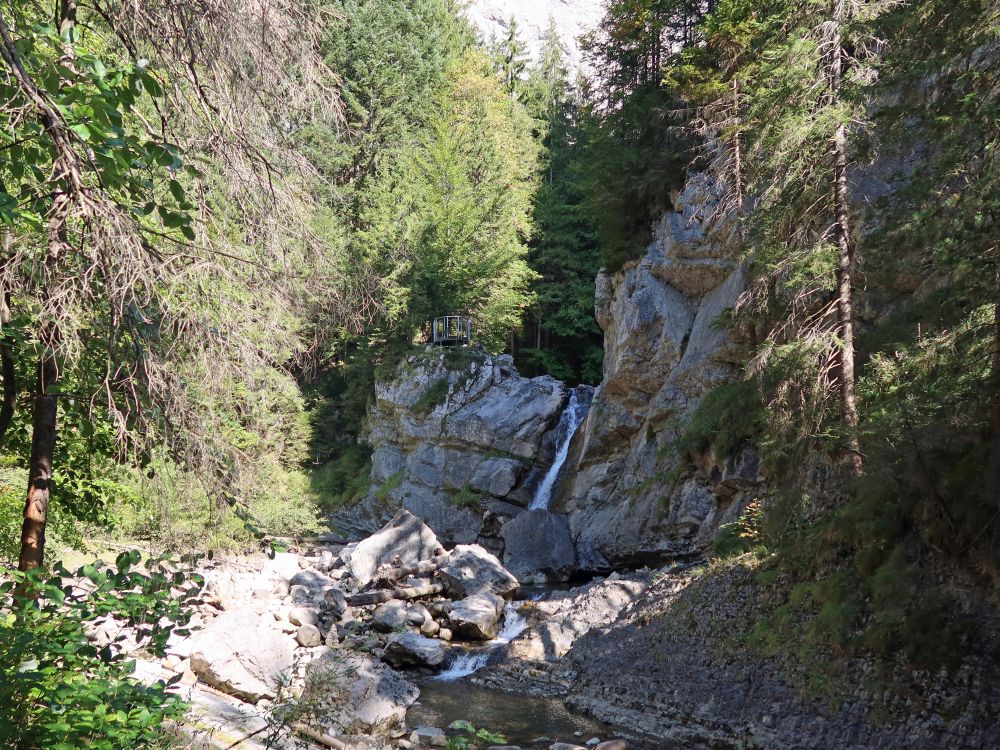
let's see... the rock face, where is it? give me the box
[555,172,758,569]
[189,607,295,701]
[339,350,566,552]
[563,563,1000,750]
[500,509,576,583]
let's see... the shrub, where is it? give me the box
[0,553,203,749]
[413,378,451,415]
[449,485,481,509]
[311,443,373,512]
[675,379,764,461]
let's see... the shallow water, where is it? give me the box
[432,603,529,681]
[408,677,662,749]
[410,677,612,746]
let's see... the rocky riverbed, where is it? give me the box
[89,509,645,750]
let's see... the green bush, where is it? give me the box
[675,379,764,461]
[449,485,481,509]
[0,553,203,749]
[412,378,451,415]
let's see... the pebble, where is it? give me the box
[596,742,628,750]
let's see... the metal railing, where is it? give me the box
[431,316,471,345]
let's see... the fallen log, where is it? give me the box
[346,583,444,606]
[381,552,451,583]
[292,723,348,749]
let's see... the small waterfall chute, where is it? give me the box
[530,387,591,511]
[432,603,529,681]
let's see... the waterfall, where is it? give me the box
[529,387,590,510]
[432,603,529,681]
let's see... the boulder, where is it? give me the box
[413,727,447,747]
[296,623,323,647]
[501,509,576,582]
[289,569,336,594]
[262,551,301,582]
[508,575,648,662]
[438,544,519,599]
[323,586,348,619]
[382,632,446,668]
[372,600,413,632]
[304,652,419,736]
[346,509,443,586]
[448,592,504,640]
[189,607,294,701]
[469,457,524,497]
[289,606,319,627]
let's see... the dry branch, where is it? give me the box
[346,584,444,606]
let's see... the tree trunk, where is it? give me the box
[991,290,1000,440]
[18,354,58,572]
[0,233,16,444]
[830,0,863,476]
[17,0,75,573]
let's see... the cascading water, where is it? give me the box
[529,387,591,511]
[432,603,529,681]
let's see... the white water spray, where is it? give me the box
[530,388,589,510]
[433,603,529,681]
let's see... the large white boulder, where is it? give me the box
[345,509,443,586]
[304,652,420,736]
[437,544,520,599]
[189,608,294,702]
[448,592,505,640]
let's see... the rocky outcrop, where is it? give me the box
[555,171,758,569]
[341,350,567,552]
[344,508,444,586]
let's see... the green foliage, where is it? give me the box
[579,83,692,271]
[578,0,703,270]
[0,555,203,749]
[311,443,373,512]
[362,50,539,351]
[413,378,452,415]
[374,470,405,503]
[712,499,767,559]
[675,379,764,461]
[514,26,604,385]
[446,720,507,750]
[449,485,481,509]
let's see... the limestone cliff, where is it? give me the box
[339,349,567,555]
[556,171,759,570]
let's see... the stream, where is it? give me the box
[407,589,664,749]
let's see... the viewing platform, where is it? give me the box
[430,316,472,346]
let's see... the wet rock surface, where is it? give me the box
[500,509,576,583]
